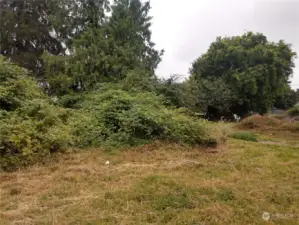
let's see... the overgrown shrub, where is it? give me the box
[230,132,258,142]
[73,88,227,148]
[0,57,45,111]
[287,106,299,117]
[57,94,85,108]
[0,58,73,170]
[0,58,228,170]
[121,69,157,93]
[0,109,73,170]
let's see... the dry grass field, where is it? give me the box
[1,123,299,225]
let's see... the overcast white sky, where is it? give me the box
[149,0,299,89]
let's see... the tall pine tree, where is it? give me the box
[0,0,69,73]
[109,0,163,74]
[0,0,109,76]
[67,0,163,90]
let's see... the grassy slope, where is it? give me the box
[1,130,299,225]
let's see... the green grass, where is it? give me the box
[130,175,196,211]
[230,131,258,142]
[0,130,299,225]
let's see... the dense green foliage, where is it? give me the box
[0,57,43,111]
[0,0,109,73]
[2,1,163,104]
[0,0,297,171]
[0,58,227,170]
[42,0,163,94]
[0,57,73,170]
[274,86,298,109]
[72,87,221,149]
[287,105,299,117]
[190,32,296,115]
[154,75,198,111]
[0,0,62,72]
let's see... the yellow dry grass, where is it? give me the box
[1,131,299,225]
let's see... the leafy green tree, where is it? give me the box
[155,75,198,111]
[190,32,297,114]
[195,78,236,114]
[274,86,297,109]
[42,53,74,95]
